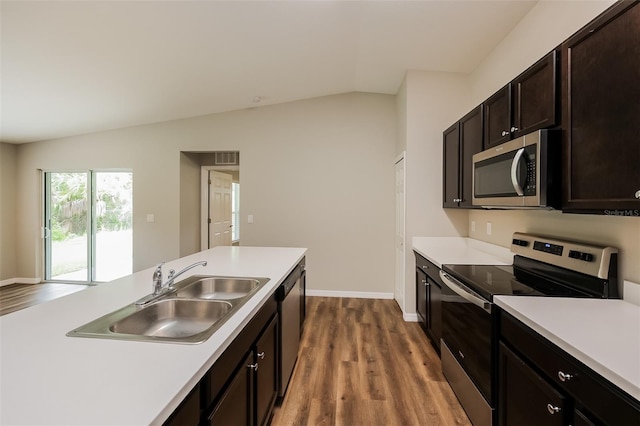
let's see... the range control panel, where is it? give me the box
[510,232,618,279]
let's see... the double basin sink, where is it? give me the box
[67,276,270,344]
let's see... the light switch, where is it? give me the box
[486,222,492,235]
[471,221,476,232]
[146,214,155,223]
[248,214,254,224]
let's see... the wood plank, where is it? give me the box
[271,297,471,426]
[0,283,87,316]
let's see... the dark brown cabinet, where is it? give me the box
[561,0,640,213]
[209,315,277,426]
[443,105,483,208]
[255,316,278,426]
[414,252,442,354]
[499,343,566,426]
[484,51,558,149]
[499,311,640,426]
[208,351,255,426]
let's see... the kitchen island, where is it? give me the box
[0,246,306,425]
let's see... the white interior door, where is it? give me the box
[395,156,406,312]
[209,171,233,247]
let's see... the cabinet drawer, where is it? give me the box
[414,253,443,287]
[500,311,640,425]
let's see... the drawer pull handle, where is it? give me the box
[257,352,265,360]
[248,363,259,371]
[546,404,561,415]
[558,371,573,382]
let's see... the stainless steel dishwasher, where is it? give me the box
[276,262,303,400]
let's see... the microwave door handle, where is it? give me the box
[439,271,491,313]
[510,147,526,196]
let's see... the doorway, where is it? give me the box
[43,171,133,283]
[200,166,240,250]
[395,153,406,312]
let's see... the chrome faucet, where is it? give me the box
[136,260,208,306]
[164,261,208,290]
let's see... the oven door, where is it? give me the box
[440,270,494,405]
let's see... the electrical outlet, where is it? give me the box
[471,221,476,232]
[248,214,254,224]
[486,222,492,235]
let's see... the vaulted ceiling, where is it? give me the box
[1,0,537,144]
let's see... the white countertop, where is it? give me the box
[412,237,513,267]
[495,296,640,401]
[0,246,306,426]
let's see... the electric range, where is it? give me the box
[438,232,619,426]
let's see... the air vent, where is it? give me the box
[214,151,239,165]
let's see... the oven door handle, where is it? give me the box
[510,147,526,196]
[439,271,492,314]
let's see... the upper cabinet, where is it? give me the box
[443,105,483,208]
[484,51,558,149]
[561,0,640,213]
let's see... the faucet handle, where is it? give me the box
[153,262,164,277]
[167,269,176,280]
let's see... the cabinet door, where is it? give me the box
[498,343,566,426]
[415,267,428,330]
[208,352,254,426]
[428,278,442,353]
[562,1,640,212]
[513,51,557,138]
[164,385,200,426]
[484,85,512,148]
[443,122,461,207]
[459,105,483,207]
[255,316,278,426]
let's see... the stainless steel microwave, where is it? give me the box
[472,129,561,209]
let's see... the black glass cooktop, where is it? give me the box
[442,264,544,301]
[443,257,608,301]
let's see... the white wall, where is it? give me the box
[464,0,640,285]
[399,70,470,313]
[179,152,201,257]
[0,143,18,281]
[13,92,397,295]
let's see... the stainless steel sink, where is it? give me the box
[175,276,268,300]
[109,299,232,338]
[67,275,270,344]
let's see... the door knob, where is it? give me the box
[501,130,510,136]
[510,126,519,132]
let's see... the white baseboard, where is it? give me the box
[0,277,42,287]
[403,313,419,322]
[305,289,394,300]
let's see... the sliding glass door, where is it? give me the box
[44,171,132,283]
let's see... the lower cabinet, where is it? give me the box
[208,351,255,426]
[414,252,442,354]
[499,342,566,426]
[498,311,640,426]
[208,315,278,426]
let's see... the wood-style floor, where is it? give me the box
[272,297,471,426]
[0,283,87,316]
